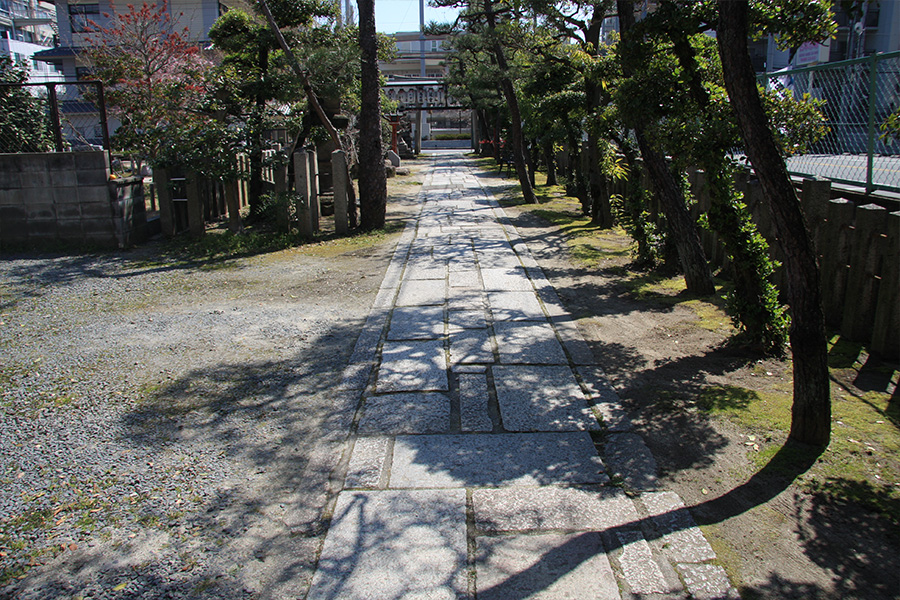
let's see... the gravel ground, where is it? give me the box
[0,240,398,599]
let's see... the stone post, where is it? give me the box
[154,167,175,237]
[308,147,320,232]
[841,203,887,342]
[294,151,313,238]
[225,180,242,234]
[332,149,349,235]
[274,163,289,233]
[185,171,204,237]
[871,211,900,360]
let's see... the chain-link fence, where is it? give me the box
[0,80,110,154]
[760,51,900,194]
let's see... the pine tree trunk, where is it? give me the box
[617,0,715,295]
[484,0,537,205]
[588,130,613,227]
[636,132,716,295]
[717,0,830,446]
[357,0,386,230]
[543,140,557,186]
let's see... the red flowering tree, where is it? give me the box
[83,1,216,165]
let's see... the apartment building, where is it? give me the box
[1,0,60,82]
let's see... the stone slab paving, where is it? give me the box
[472,487,637,532]
[492,365,599,431]
[306,489,468,600]
[475,533,620,600]
[378,339,449,392]
[493,321,568,364]
[306,153,737,600]
[389,433,608,488]
[358,392,451,435]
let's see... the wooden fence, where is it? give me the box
[150,147,351,239]
[610,169,898,359]
[152,152,275,237]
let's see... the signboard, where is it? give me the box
[383,81,461,110]
[795,40,830,66]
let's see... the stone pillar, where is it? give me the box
[154,167,175,237]
[415,110,422,155]
[841,203,887,342]
[238,154,249,208]
[225,180,242,233]
[332,149,349,236]
[872,211,900,360]
[294,151,313,237]
[274,163,289,233]
[308,147,320,232]
[185,171,204,238]
[820,199,855,328]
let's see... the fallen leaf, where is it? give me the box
[112,582,128,591]
[701,488,709,495]
[68,543,77,551]
[748,435,756,442]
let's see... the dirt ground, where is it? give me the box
[3,155,897,599]
[0,166,428,598]
[492,176,900,599]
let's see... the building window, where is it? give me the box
[865,8,879,28]
[69,3,100,33]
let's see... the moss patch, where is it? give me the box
[697,381,900,528]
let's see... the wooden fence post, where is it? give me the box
[841,203,887,341]
[871,211,900,359]
[154,167,174,237]
[186,171,204,237]
[821,199,856,328]
[800,177,831,252]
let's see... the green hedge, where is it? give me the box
[433,132,472,141]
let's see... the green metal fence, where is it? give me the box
[760,51,900,194]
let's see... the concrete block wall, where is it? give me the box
[0,151,146,249]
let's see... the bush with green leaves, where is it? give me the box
[0,58,53,153]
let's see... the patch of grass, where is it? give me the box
[630,273,688,300]
[683,299,733,332]
[698,385,762,413]
[296,222,404,258]
[697,381,900,527]
[136,216,406,270]
[827,334,865,369]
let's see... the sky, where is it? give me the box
[374,0,461,33]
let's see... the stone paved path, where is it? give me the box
[306,153,739,599]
